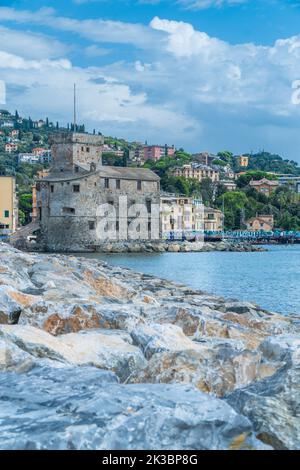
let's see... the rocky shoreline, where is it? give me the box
[0,242,299,450]
[92,240,266,254]
[18,236,267,253]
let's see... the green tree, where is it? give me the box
[18,193,33,225]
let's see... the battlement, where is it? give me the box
[49,132,104,146]
[50,132,104,172]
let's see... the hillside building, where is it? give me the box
[144,145,175,162]
[249,178,279,196]
[246,215,274,232]
[171,164,220,183]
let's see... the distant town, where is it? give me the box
[0,108,299,248]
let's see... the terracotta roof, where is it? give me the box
[247,216,274,223]
[249,178,278,186]
[40,166,160,183]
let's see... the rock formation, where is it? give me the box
[0,242,298,450]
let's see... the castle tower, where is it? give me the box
[49,132,104,174]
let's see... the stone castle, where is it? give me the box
[36,132,160,251]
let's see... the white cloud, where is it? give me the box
[0,7,162,50]
[0,26,68,59]
[84,45,111,57]
[1,8,300,159]
[0,51,71,70]
[177,0,247,10]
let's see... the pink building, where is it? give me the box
[144,145,175,162]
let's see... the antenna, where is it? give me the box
[73,83,77,132]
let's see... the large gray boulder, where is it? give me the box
[0,325,146,381]
[0,366,266,450]
[226,335,300,450]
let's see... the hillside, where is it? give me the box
[1,108,299,230]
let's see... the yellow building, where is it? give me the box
[246,215,274,232]
[204,207,224,231]
[171,164,220,183]
[160,196,224,235]
[0,176,18,238]
[236,155,249,167]
[160,195,203,235]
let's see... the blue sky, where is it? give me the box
[1,0,300,161]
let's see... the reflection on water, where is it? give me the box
[79,245,300,316]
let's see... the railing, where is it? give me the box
[163,230,300,241]
[206,230,300,240]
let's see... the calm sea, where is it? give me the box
[79,244,300,316]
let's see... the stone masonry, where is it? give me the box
[36,132,160,251]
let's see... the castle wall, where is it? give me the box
[37,174,160,251]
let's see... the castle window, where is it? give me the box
[75,166,79,173]
[116,179,121,189]
[62,207,75,215]
[50,185,54,193]
[146,199,151,213]
[73,185,80,193]
[86,147,90,153]
[88,221,95,230]
[81,147,84,152]
[104,178,109,189]
[137,180,142,190]
[116,221,119,231]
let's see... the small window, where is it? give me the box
[50,185,54,193]
[4,210,9,218]
[86,147,90,153]
[116,221,119,231]
[62,207,75,215]
[104,178,109,189]
[116,179,121,189]
[73,185,80,193]
[81,146,84,152]
[89,221,95,230]
[146,200,151,213]
[137,180,142,190]
[75,166,79,173]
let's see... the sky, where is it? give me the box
[1,1,300,161]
